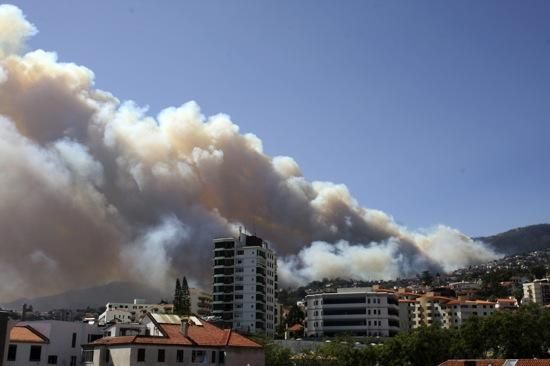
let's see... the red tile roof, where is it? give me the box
[439,360,550,366]
[439,360,504,366]
[288,323,304,332]
[10,326,49,344]
[90,321,261,349]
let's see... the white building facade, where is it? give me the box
[98,300,174,325]
[84,313,264,366]
[6,320,103,366]
[523,278,550,306]
[305,288,400,338]
[212,234,278,336]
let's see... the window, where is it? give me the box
[105,349,110,363]
[176,350,184,363]
[137,348,146,362]
[29,345,42,362]
[83,350,94,363]
[158,349,165,362]
[70,356,77,366]
[211,350,216,363]
[219,351,225,364]
[7,345,16,361]
[88,334,102,343]
[71,332,77,348]
[192,350,206,363]
[48,355,58,364]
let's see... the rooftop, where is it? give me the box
[89,314,261,349]
[10,325,49,344]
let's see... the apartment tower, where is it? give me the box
[212,233,278,336]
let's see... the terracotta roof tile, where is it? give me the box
[91,320,261,349]
[439,359,550,366]
[288,324,304,332]
[10,326,49,344]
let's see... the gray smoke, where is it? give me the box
[0,5,501,301]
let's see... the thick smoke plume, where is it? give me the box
[0,5,501,301]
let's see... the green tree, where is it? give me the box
[285,304,305,326]
[181,276,191,316]
[419,271,434,287]
[173,278,182,314]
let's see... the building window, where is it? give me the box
[211,350,216,363]
[29,345,42,362]
[70,356,77,366]
[192,350,207,363]
[137,348,146,362]
[158,349,165,362]
[176,350,184,363]
[7,345,16,361]
[105,349,110,363]
[71,332,77,348]
[48,355,58,364]
[83,350,94,363]
[219,351,225,364]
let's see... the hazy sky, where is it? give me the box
[10,0,550,237]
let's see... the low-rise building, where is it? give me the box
[411,295,496,329]
[99,300,174,325]
[84,313,264,366]
[189,289,212,317]
[6,320,103,366]
[305,288,400,338]
[494,298,518,311]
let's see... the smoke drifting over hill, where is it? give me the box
[0,5,501,301]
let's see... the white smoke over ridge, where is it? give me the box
[0,5,501,301]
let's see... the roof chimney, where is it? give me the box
[180,318,189,337]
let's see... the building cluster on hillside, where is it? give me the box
[301,285,524,338]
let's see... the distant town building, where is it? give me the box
[189,288,213,317]
[412,294,496,329]
[495,298,519,310]
[84,313,264,366]
[6,320,103,366]
[212,234,278,336]
[523,278,550,306]
[304,288,400,338]
[98,299,174,325]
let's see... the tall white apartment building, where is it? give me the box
[305,288,400,338]
[523,278,550,306]
[212,234,278,336]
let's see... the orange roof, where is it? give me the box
[439,360,504,366]
[496,298,517,303]
[91,321,261,349]
[399,299,416,303]
[288,323,304,332]
[10,326,49,344]
[439,360,550,366]
[446,300,496,306]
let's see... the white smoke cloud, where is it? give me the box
[0,5,502,301]
[0,4,37,58]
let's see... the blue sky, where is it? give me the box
[10,0,550,237]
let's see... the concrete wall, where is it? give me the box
[0,313,11,366]
[86,345,264,366]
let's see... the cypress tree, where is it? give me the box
[173,278,182,314]
[181,276,191,316]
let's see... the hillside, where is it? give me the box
[476,224,550,255]
[0,282,170,312]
